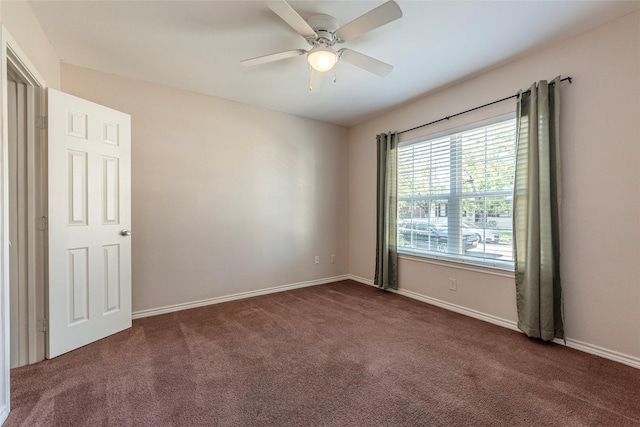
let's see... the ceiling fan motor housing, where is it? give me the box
[306,14,340,46]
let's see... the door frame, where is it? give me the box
[0,26,47,423]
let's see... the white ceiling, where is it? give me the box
[28,0,640,127]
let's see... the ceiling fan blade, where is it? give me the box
[335,1,402,42]
[266,1,317,39]
[241,49,306,67]
[338,49,393,77]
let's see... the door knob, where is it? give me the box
[120,229,132,236]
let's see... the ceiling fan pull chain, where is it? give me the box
[308,64,313,92]
[333,65,337,83]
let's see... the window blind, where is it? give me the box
[397,117,516,268]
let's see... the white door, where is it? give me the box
[47,89,131,358]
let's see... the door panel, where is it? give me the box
[47,89,131,358]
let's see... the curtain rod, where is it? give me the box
[398,77,573,135]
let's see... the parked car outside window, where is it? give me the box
[399,220,479,252]
[461,223,500,243]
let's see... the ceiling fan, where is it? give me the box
[241,0,403,91]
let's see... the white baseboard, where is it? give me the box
[347,274,640,369]
[0,405,9,426]
[555,337,640,369]
[347,274,518,331]
[394,288,520,332]
[132,275,350,319]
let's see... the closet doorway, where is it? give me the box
[7,52,46,368]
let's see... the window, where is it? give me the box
[397,115,516,269]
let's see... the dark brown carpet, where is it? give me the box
[6,280,640,426]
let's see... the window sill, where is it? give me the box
[398,250,515,278]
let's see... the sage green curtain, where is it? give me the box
[513,77,564,341]
[374,132,398,290]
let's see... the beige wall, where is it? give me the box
[349,12,640,361]
[0,0,60,88]
[61,64,349,313]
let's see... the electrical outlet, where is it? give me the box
[330,254,336,264]
[449,278,457,291]
[315,256,320,264]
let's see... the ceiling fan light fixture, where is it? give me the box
[307,45,337,72]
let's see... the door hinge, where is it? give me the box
[36,116,47,130]
[38,216,48,231]
[37,318,48,333]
